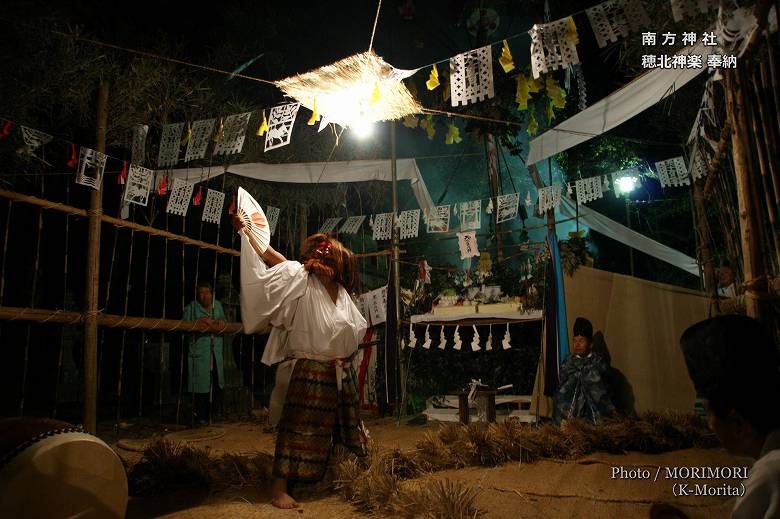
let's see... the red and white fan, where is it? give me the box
[237,187,270,253]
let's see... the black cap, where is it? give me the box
[573,317,593,341]
[680,315,780,430]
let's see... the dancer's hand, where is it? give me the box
[232,214,246,233]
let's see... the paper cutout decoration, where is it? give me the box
[123,165,153,206]
[368,286,388,326]
[486,199,494,214]
[164,178,194,216]
[199,189,225,224]
[266,206,280,236]
[408,323,417,349]
[184,119,216,162]
[340,215,366,234]
[603,175,611,191]
[157,123,184,168]
[20,126,52,154]
[450,45,495,107]
[438,327,447,349]
[502,323,511,349]
[453,325,462,350]
[671,0,717,22]
[525,191,532,207]
[689,152,707,181]
[426,63,440,90]
[75,147,107,190]
[527,113,539,135]
[237,186,270,253]
[457,231,480,260]
[575,176,604,204]
[574,64,588,111]
[529,17,580,78]
[131,124,149,166]
[497,193,520,223]
[538,184,562,214]
[426,205,451,233]
[515,74,536,110]
[422,324,431,349]
[319,217,343,234]
[372,212,394,240]
[546,77,567,109]
[499,40,515,73]
[655,156,691,188]
[471,325,481,351]
[586,0,651,48]
[264,103,301,152]
[213,112,252,156]
[399,209,420,239]
[486,325,493,351]
[459,200,481,231]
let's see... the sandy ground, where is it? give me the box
[116,418,748,518]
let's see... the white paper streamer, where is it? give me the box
[471,325,481,351]
[575,176,604,204]
[399,209,421,239]
[131,124,149,166]
[20,126,52,153]
[502,323,511,350]
[655,156,690,188]
[426,205,451,233]
[166,178,195,217]
[123,164,153,207]
[408,323,417,349]
[339,215,366,234]
[529,18,580,78]
[459,200,481,231]
[422,324,432,349]
[214,112,252,156]
[453,325,462,350]
[157,123,184,168]
[372,213,394,240]
[75,147,107,190]
[184,118,216,162]
[202,189,225,224]
[457,231,480,260]
[486,325,493,351]
[319,217,343,234]
[265,103,301,151]
[450,45,495,107]
[496,193,520,223]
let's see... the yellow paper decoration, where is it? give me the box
[307,98,319,125]
[426,64,440,90]
[566,16,579,45]
[402,115,419,128]
[370,81,381,104]
[213,118,224,142]
[527,77,542,93]
[545,77,566,109]
[499,40,515,73]
[527,113,539,136]
[256,111,268,136]
[444,123,462,145]
[181,123,192,145]
[420,115,436,140]
[546,100,555,122]
[515,74,531,110]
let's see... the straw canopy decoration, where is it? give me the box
[274,50,422,129]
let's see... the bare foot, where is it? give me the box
[271,492,298,509]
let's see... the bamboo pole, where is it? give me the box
[83,81,109,433]
[0,188,242,256]
[724,67,764,319]
[0,305,244,333]
[692,179,717,298]
[486,134,504,260]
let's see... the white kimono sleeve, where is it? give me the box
[239,233,308,334]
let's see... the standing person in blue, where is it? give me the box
[183,281,226,426]
[553,317,615,424]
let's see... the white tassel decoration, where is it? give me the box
[453,325,462,350]
[422,324,431,349]
[471,325,481,351]
[438,326,447,349]
[408,323,417,349]
[502,323,511,350]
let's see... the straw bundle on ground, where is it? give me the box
[126,439,273,496]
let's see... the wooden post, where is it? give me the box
[458,392,470,424]
[724,68,763,320]
[83,81,109,433]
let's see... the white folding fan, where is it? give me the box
[237,187,270,253]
